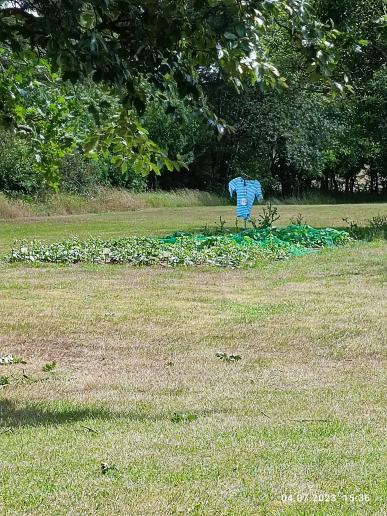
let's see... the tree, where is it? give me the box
[313,0,387,194]
[0,45,117,188]
[173,18,344,196]
[0,1,339,93]
[0,1,342,182]
[0,44,186,188]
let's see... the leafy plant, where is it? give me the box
[257,203,281,229]
[171,412,198,423]
[0,375,10,386]
[343,216,387,241]
[10,225,351,268]
[0,354,26,365]
[343,217,361,238]
[290,213,305,226]
[368,214,387,233]
[215,352,242,362]
[200,223,210,236]
[59,154,100,194]
[215,216,227,234]
[12,356,27,364]
[200,217,229,236]
[42,361,57,372]
[100,462,117,475]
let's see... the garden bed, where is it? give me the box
[9,225,350,268]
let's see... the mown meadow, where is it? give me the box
[0,204,386,515]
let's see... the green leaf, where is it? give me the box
[84,136,99,153]
[164,158,175,172]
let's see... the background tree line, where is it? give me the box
[0,0,386,200]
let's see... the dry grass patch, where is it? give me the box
[0,193,33,219]
[0,188,226,219]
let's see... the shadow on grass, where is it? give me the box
[0,399,114,428]
[0,399,169,429]
[0,399,217,429]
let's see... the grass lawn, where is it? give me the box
[0,204,386,515]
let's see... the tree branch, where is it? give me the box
[0,7,36,22]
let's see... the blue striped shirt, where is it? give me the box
[228,177,263,219]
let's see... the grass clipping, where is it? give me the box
[9,225,350,268]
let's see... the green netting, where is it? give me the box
[159,225,350,257]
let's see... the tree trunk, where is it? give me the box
[320,175,329,192]
[350,177,355,194]
[332,173,338,192]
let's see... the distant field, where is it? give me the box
[0,204,386,514]
[1,203,386,253]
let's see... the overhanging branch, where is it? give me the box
[0,7,36,22]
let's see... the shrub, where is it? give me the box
[98,158,147,191]
[58,151,149,195]
[343,216,387,241]
[59,153,101,193]
[368,215,387,238]
[0,130,39,195]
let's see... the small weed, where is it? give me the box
[13,356,27,365]
[343,217,361,238]
[216,216,227,233]
[20,372,35,383]
[171,412,198,423]
[290,213,305,225]
[216,352,242,362]
[81,425,99,434]
[0,375,10,386]
[343,216,387,241]
[368,214,387,238]
[201,224,210,236]
[202,217,228,235]
[257,203,280,229]
[249,217,257,229]
[100,462,117,475]
[42,361,57,372]
[368,214,387,230]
